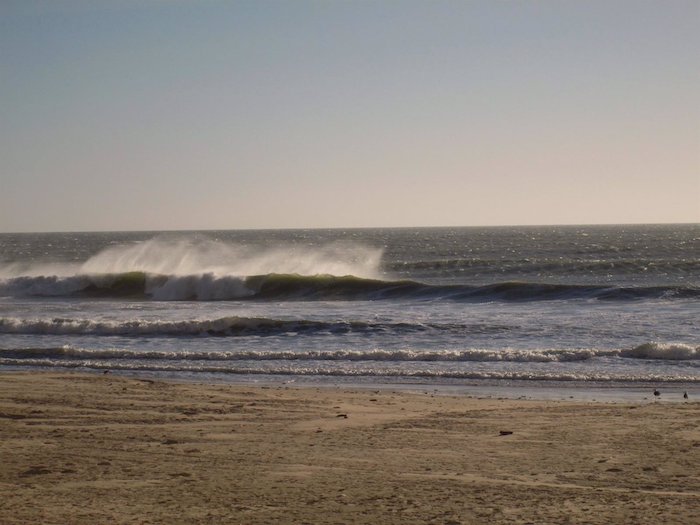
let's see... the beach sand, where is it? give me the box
[1,373,698,524]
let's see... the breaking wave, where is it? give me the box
[0,316,512,337]
[1,343,697,363]
[1,272,698,302]
[619,342,700,361]
[2,235,697,302]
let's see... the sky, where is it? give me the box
[1,0,698,232]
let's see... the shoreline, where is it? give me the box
[139,373,700,403]
[4,367,697,403]
[2,371,699,524]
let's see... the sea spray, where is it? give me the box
[0,236,385,299]
[79,237,384,278]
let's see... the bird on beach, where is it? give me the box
[653,389,660,398]
[683,391,688,400]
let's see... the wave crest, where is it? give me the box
[0,316,512,337]
[621,343,700,361]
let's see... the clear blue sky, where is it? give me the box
[1,0,698,232]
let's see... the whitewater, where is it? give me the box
[1,225,698,393]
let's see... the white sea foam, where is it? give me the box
[1,355,697,383]
[2,340,697,363]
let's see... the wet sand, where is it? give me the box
[1,372,699,524]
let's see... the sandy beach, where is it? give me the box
[1,373,698,524]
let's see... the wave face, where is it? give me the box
[1,271,697,301]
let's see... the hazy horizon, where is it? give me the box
[2,220,698,236]
[2,0,698,233]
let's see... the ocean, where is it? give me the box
[1,225,698,397]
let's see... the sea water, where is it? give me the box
[1,225,698,396]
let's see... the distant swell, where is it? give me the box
[1,272,698,302]
[387,258,700,276]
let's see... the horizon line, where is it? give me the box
[1,221,698,236]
